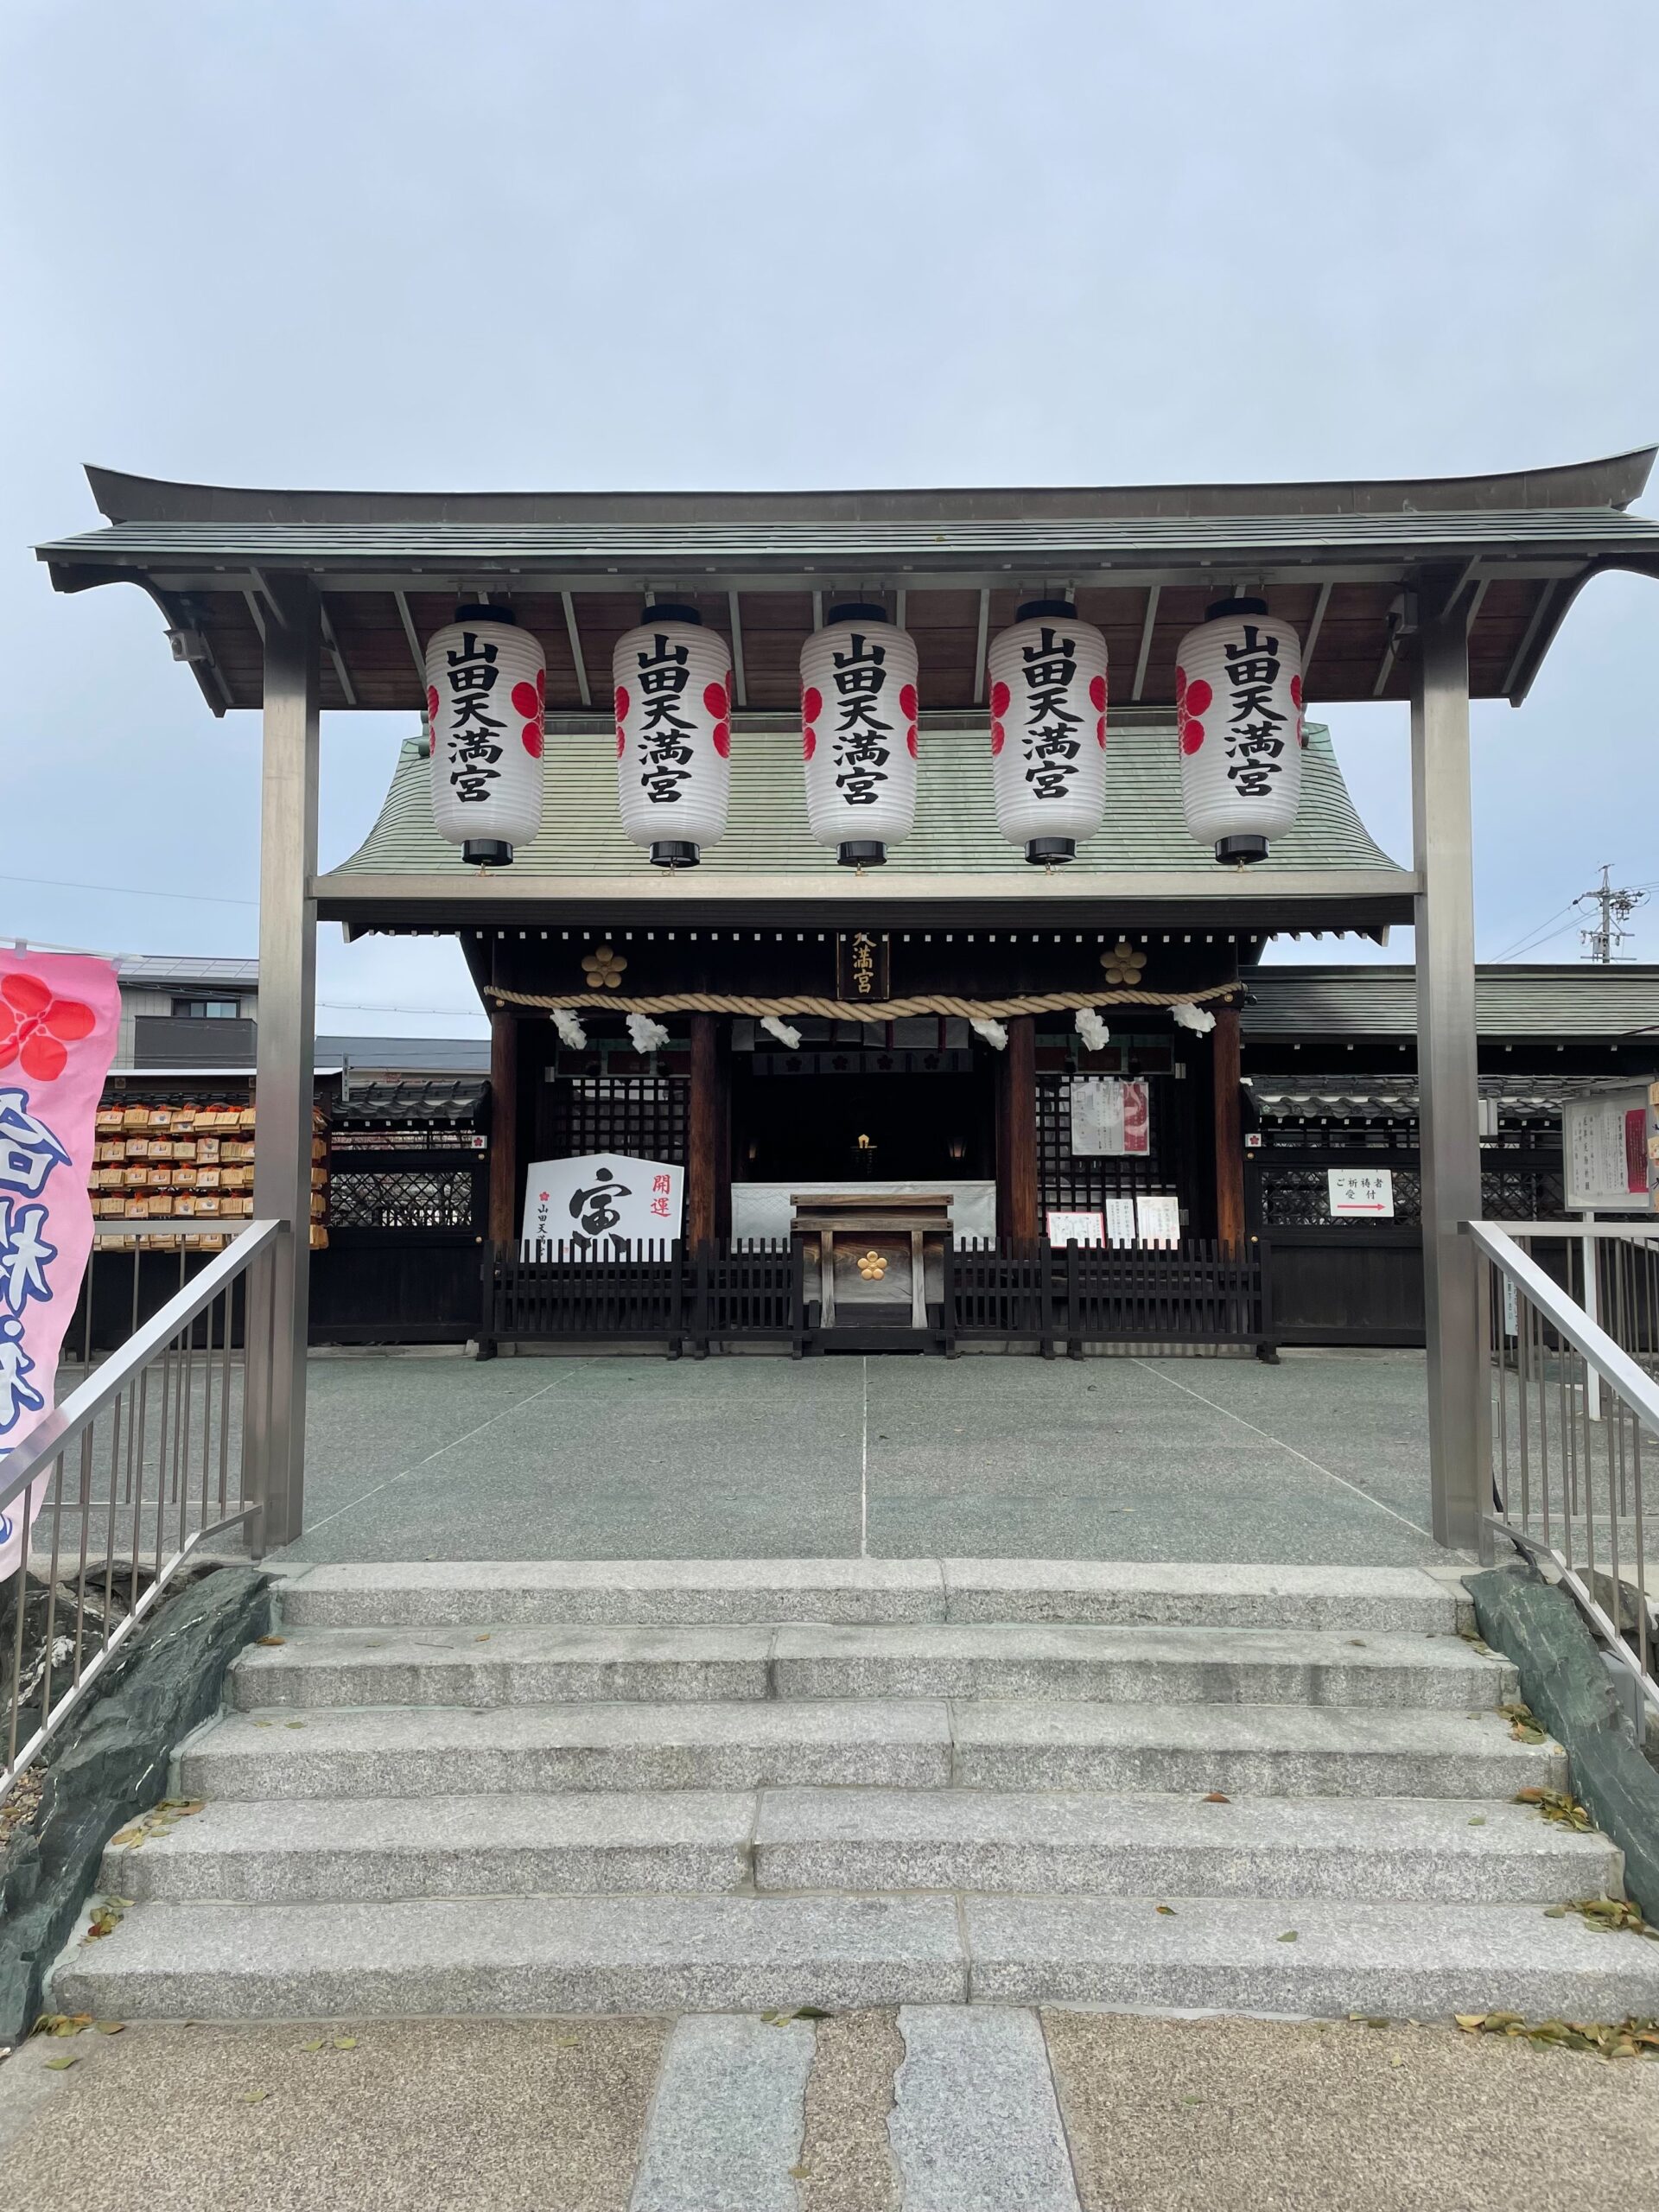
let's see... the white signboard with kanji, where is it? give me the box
[1563,1084,1659,1214]
[1104,1197,1138,1248]
[1069,1077,1150,1156]
[1135,1193,1182,1248]
[521,1154,683,1254]
[1327,1167,1395,1219]
[1046,1209,1105,1246]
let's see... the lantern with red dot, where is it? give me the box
[613,606,734,868]
[425,605,546,868]
[799,604,918,867]
[987,600,1108,864]
[1174,597,1304,865]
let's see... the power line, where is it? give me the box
[0,872,257,907]
[1490,902,1581,962]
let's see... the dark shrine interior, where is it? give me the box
[732,1065,996,1185]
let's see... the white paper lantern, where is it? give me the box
[613,607,733,867]
[988,601,1108,863]
[426,607,545,866]
[1175,597,1304,863]
[800,604,918,866]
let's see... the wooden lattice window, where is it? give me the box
[1036,1073,1181,1214]
[544,1075,688,1165]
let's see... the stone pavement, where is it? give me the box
[279,1348,1447,1567]
[4,2006,1658,2211]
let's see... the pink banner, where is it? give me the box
[0,951,121,1580]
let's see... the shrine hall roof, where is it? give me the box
[35,449,1659,716]
[328,719,1397,899]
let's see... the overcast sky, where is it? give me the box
[3,0,1656,1035]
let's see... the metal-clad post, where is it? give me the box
[1411,611,1490,1554]
[245,578,320,1551]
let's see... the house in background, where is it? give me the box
[108,951,259,1067]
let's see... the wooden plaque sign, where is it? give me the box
[835,930,891,1003]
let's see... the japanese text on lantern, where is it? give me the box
[0,1091,69,1437]
[443,630,505,804]
[1019,625,1082,799]
[1221,625,1287,799]
[830,632,892,805]
[634,632,695,804]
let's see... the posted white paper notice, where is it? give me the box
[1135,1193,1182,1248]
[1069,1078,1150,1156]
[1046,1209,1106,1246]
[1104,1197,1138,1248]
[521,1154,683,1253]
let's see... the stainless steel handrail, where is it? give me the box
[1,1217,283,1802]
[0,1219,282,1520]
[1467,1217,1659,1717]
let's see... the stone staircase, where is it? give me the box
[53,1559,1659,2023]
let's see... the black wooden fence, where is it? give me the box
[480,1236,1268,1359]
[946,1238,1270,1357]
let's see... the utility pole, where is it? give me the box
[1577,864,1648,963]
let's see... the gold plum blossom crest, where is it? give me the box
[855,1250,888,1281]
[1100,939,1147,987]
[582,945,627,991]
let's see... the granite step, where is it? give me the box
[105,1788,1618,1906]
[181,1700,957,1800]
[229,1623,1512,1713]
[104,1790,757,1903]
[963,1893,1659,2018]
[749,1789,1618,1904]
[276,1558,1461,1635]
[53,1891,1659,2024]
[181,1700,1563,1803]
[946,1700,1564,1796]
[52,1893,968,2020]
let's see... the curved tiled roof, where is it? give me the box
[331,721,1399,881]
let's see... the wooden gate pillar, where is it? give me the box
[1211,1003,1245,1255]
[487,1004,519,1244]
[687,1013,721,1249]
[996,1014,1039,1237]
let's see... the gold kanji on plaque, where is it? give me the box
[582,945,627,990]
[1100,938,1147,986]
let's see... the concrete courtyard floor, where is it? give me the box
[5,2009,1658,2212]
[274,1346,1453,1568]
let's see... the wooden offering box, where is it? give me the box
[789,1192,953,1331]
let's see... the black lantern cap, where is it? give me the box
[642,603,702,626]
[454,603,516,625]
[837,840,887,867]
[1216,834,1268,865]
[1026,836,1076,865]
[1016,598,1077,621]
[463,839,514,868]
[649,840,701,868]
[1205,595,1268,620]
[825,602,888,625]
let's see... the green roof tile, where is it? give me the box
[333,721,1399,880]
